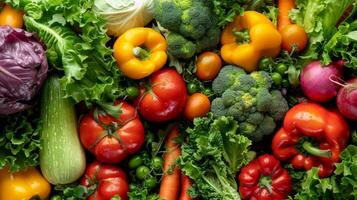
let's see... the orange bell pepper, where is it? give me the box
[113,27,168,79]
[0,167,51,200]
[221,11,282,72]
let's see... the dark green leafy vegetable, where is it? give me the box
[178,115,252,200]
[0,106,41,172]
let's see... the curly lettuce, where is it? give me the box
[0,105,41,172]
[178,115,252,200]
[289,145,357,199]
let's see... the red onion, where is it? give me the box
[336,77,357,120]
[300,60,344,102]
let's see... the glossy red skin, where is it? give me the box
[81,161,129,200]
[272,102,350,178]
[337,78,357,120]
[79,100,145,163]
[238,154,292,200]
[134,68,187,122]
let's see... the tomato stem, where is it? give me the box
[259,175,272,193]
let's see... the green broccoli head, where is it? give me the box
[195,26,221,53]
[269,90,289,121]
[179,1,212,40]
[211,65,289,142]
[212,65,246,95]
[154,0,182,32]
[167,32,196,59]
[154,0,218,58]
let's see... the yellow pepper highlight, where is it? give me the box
[113,27,168,79]
[0,167,51,200]
[221,11,282,72]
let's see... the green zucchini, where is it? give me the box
[40,75,86,184]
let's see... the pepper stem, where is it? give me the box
[232,28,250,44]
[259,175,272,193]
[133,47,151,60]
[302,141,332,158]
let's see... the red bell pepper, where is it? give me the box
[238,154,292,200]
[272,102,349,178]
[81,161,129,200]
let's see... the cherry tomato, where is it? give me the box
[134,69,187,122]
[0,4,24,28]
[280,24,308,53]
[81,161,129,200]
[184,93,211,120]
[152,157,163,170]
[136,166,150,180]
[276,63,288,75]
[126,86,139,99]
[79,100,145,163]
[187,82,199,94]
[196,52,222,81]
[272,72,283,86]
[128,155,143,169]
[144,177,157,188]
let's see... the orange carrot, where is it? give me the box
[159,126,181,200]
[278,0,296,31]
[179,174,193,200]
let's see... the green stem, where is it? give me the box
[302,141,332,158]
[133,47,151,60]
[232,28,250,44]
[97,102,122,119]
[259,175,272,193]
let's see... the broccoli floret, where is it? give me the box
[269,90,289,121]
[154,0,219,58]
[180,1,212,40]
[211,65,289,142]
[211,98,227,117]
[212,65,246,95]
[250,71,273,89]
[195,26,221,53]
[256,88,273,112]
[167,32,196,59]
[154,0,182,32]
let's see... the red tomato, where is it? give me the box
[134,68,187,122]
[81,161,129,200]
[79,100,145,163]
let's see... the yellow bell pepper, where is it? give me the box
[113,27,168,79]
[0,167,51,200]
[221,11,282,72]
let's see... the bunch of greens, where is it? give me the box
[212,0,275,28]
[178,115,253,200]
[0,105,41,172]
[291,0,357,70]
[288,144,357,199]
[5,0,124,104]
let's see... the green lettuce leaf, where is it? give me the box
[0,105,41,172]
[178,114,252,200]
[291,0,357,70]
[291,145,357,199]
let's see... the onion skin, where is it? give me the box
[300,60,343,102]
[337,78,357,120]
